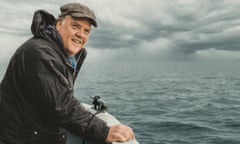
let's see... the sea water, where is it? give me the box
[1,61,240,144]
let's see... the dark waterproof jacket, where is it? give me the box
[0,10,109,144]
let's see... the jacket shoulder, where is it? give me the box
[18,38,60,61]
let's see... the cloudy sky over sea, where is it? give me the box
[1,0,240,63]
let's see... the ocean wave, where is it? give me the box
[158,121,220,133]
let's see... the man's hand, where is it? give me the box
[105,124,135,143]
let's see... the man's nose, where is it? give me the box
[76,30,84,38]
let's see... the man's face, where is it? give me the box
[56,15,91,56]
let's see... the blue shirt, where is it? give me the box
[68,56,77,70]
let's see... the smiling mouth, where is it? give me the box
[72,39,82,44]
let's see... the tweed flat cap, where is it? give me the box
[59,3,97,27]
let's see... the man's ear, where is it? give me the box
[56,20,62,31]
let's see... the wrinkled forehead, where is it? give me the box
[62,16,92,31]
[62,15,92,25]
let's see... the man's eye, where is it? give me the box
[72,24,79,29]
[85,30,90,34]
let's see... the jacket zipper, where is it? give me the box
[66,62,76,77]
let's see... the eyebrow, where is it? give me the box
[71,21,80,25]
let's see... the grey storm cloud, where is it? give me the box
[1,0,240,61]
[86,0,240,54]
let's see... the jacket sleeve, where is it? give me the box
[25,47,109,143]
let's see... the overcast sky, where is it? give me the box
[1,0,240,63]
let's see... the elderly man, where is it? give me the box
[0,3,134,144]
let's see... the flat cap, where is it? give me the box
[59,3,97,27]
